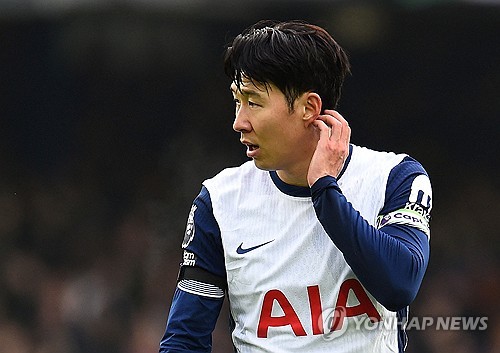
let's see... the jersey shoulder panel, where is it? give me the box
[203,161,262,195]
[180,185,226,279]
[202,161,271,230]
[377,156,433,238]
[339,145,407,225]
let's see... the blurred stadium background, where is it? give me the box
[1,0,499,352]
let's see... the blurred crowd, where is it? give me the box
[0,159,179,353]
[1,167,498,353]
[1,2,499,352]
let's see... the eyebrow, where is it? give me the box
[230,85,265,98]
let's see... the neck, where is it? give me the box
[276,169,309,187]
[276,126,319,187]
[275,151,314,187]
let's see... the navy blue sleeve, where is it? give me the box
[159,186,227,352]
[380,156,433,216]
[180,186,226,278]
[159,289,224,352]
[310,160,431,312]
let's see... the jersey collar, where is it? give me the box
[269,144,353,197]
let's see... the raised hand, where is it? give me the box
[307,110,351,187]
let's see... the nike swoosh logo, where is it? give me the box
[236,240,274,254]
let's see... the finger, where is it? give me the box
[324,110,348,127]
[312,118,331,141]
[324,110,350,144]
[316,114,342,141]
[345,121,351,145]
[329,117,343,142]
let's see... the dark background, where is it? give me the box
[1,1,499,352]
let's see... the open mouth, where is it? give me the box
[243,142,260,158]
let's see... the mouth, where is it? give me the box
[242,140,260,158]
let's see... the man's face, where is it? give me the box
[230,78,312,174]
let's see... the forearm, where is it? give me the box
[311,176,429,311]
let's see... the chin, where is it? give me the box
[252,159,274,171]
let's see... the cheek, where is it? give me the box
[259,106,301,146]
[270,123,303,157]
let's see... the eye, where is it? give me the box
[248,101,260,108]
[233,98,241,106]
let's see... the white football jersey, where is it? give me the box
[202,145,414,352]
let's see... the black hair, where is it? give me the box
[224,20,351,111]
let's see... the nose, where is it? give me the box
[232,107,252,133]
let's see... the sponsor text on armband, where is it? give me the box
[376,202,430,238]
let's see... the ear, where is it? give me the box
[301,92,322,127]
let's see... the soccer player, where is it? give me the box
[159,20,432,352]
